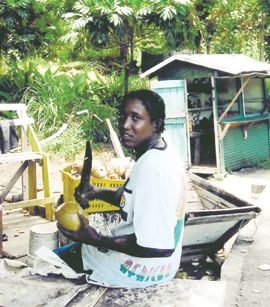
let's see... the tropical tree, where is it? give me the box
[0,0,72,60]
[259,0,270,61]
[61,0,189,94]
[188,0,265,58]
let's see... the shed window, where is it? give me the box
[216,78,240,118]
[243,77,264,115]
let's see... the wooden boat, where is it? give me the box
[183,173,261,257]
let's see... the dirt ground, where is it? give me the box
[211,168,270,307]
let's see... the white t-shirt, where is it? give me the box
[82,144,186,288]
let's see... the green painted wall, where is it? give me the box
[223,121,270,171]
[165,117,188,166]
[151,80,189,167]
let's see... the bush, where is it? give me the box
[42,123,85,161]
[0,56,150,160]
[256,159,270,169]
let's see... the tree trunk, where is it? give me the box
[129,25,134,63]
[120,42,129,95]
[124,65,129,96]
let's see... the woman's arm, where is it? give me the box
[74,184,125,208]
[57,215,174,258]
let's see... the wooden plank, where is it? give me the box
[11,118,34,126]
[187,200,204,211]
[27,125,43,152]
[186,190,201,202]
[40,123,68,145]
[218,76,251,123]
[195,185,236,209]
[185,211,257,225]
[190,173,254,207]
[211,76,221,173]
[42,155,53,221]
[189,166,218,174]
[186,206,260,217]
[0,161,28,203]
[0,118,34,126]
[0,104,27,111]
[220,122,231,141]
[73,286,108,307]
[28,161,37,215]
[2,197,55,210]
[105,119,125,159]
[200,197,230,210]
[18,108,29,201]
[194,134,200,164]
[27,125,53,220]
[0,152,43,163]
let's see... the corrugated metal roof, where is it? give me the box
[141,54,270,78]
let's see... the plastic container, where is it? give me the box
[60,166,125,214]
[29,222,59,256]
[27,222,59,267]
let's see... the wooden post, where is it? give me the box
[105,119,125,159]
[18,107,29,202]
[211,77,222,173]
[194,133,200,165]
[27,125,53,220]
[42,155,53,221]
[28,161,37,215]
[0,161,28,203]
[220,123,231,141]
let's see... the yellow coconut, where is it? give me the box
[55,201,88,232]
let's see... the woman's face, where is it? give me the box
[119,98,156,149]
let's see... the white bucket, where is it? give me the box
[28,222,59,257]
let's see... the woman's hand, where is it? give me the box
[57,214,101,245]
[57,214,174,257]
[74,184,96,209]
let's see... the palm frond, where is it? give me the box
[60,31,80,44]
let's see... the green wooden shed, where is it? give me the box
[141,54,270,174]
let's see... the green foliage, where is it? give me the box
[141,0,189,50]
[62,0,188,53]
[0,59,36,101]
[61,0,189,93]
[190,0,265,56]
[256,159,270,169]
[19,60,148,143]
[259,0,270,61]
[0,0,73,61]
[28,63,149,159]
[42,122,85,161]
[23,66,103,138]
[265,78,270,96]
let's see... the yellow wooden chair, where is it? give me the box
[0,104,54,221]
